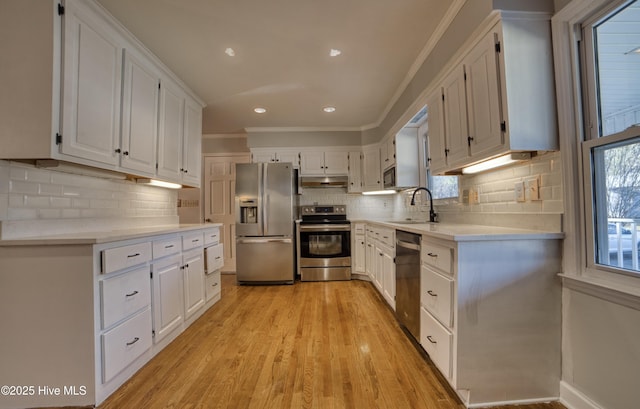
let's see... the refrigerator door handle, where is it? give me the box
[237,238,292,244]
[263,164,268,236]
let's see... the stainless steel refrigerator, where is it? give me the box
[235,162,296,284]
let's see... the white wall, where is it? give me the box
[0,160,178,239]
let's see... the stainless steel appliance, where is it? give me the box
[395,230,421,340]
[235,162,296,284]
[297,205,351,281]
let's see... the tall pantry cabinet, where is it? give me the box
[0,0,204,187]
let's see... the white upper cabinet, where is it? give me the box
[251,150,299,167]
[441,64,469,168]
[426,89,447,172]
[348,151,363,193]
[157,80,185,182]
[380,137,395,170]
[182,98,203,187]
[60,1,122,166]
[362,145,382,191]
[120,49,160,176]
[0,0,204,186]
[428,14,557,174]
[463,30,502,160]
[299,151,349,176]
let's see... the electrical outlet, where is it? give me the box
[469,188,479,204]
[461,189,470,204]
[515,181,525,202]
[526,176,541,201]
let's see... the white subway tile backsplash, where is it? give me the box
[0,161,178,238]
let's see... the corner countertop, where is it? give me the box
[0,223,223,246]
[352,219,564,242]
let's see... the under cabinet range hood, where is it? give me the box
[298,175,348,188]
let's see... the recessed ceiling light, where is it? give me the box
[323,106,336,113]
[225,47,236,57]
[254,107,266,114]
[329,49,342,57]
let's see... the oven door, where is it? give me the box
[298,224,351,267]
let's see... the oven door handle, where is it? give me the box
[299,224,351,232]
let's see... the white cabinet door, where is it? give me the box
[365,239,376,281]
[299,151,326,175]
[442,65,469,167]
[362,146,381,191]
[374,245,385,292]
[182,98,202,187]
[353,233,366,274]
[183,249,205,319]
[426,88,448,173]
[380,137,395,170]
[120,50,159,176]
[61,1,121,166]
[323,151,349,175]
[276,151,299,166]
[382,249,395,309]
[464,31,503,159]
[252,152,275,163]
[348,151,363,193]
[152,254,183,343]
[157,80,184,182]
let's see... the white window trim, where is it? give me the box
[552,0,640,302]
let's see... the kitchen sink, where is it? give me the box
[386,219,431,224]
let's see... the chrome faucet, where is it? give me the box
[410,187,437,222]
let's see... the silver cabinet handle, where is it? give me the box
[127,253,140,258]
[427,336,437,344]
[427,290,437,297]
[125,290,139,297]
[427,252,438,258]
[164,244,174,249]
[126,337,140,346]
[212,283,219,287]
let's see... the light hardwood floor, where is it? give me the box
[99,274,566,409]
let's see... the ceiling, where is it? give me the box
[96,0,457,135]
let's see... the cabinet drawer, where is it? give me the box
[354,223,366,235]
[420,307,452,379]
[152,237,181,259]
[204,228,220,245]
[205,243,224,273]
[102,242,152,274]
[182,232,204,251]
[421,266,453,328]
[101,266,151,329]
[421,240,452,275]
[205,271,221,301]
[102,308,152,383]
[379,228,395,248]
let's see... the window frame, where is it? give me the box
[553,0,640,297]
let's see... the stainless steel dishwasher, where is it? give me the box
[395,230,421,341]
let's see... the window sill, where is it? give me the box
[559,273,640,311]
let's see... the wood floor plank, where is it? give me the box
[97,275,565,409]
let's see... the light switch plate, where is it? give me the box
[526,176,541,201]
[515,181,525,202]
[469,188,479,204]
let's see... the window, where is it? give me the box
[420,130,458,200]
[582,0,640,276]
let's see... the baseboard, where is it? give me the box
[560,381,605,409]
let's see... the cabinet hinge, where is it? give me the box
[495,41,501,53]
[57,3,65,16]
[55,133,62,145]
[500,121,506,132]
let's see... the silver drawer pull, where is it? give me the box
[127,253,141,258]
[125,290,139,297]
[427,290,437,297]
[214,256,222,260]
[427,336,437,344]
[212,283,219,287]
[427,252,438,258]
[192,239,200,243]
[126,337,140,346]
[164,244,174,249]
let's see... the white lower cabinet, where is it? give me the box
[419,235,562,407]
[151,254,184,343]
[0,225,223,409]
[365,224,395,309]
[183,248,205,320]
[102,308,153,383]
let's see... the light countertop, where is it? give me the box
[0,223,223,246]
[353,219,564,242]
